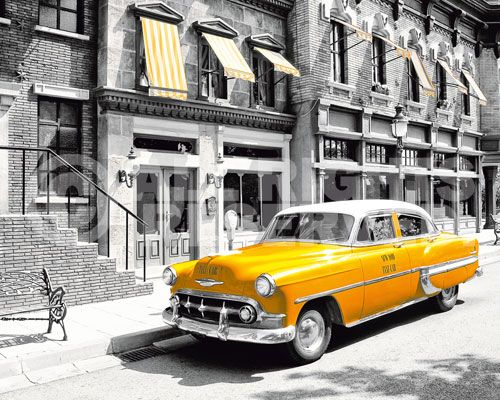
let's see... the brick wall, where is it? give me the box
[98,0,290,112]
[0,0,98,222]
[0,215,152,312]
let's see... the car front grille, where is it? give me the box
[176,293,254,325]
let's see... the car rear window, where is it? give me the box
[357,215,396,242]
[398,214,430,237]
[263,213,355,243]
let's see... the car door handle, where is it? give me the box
[428,237,437,243]
[393,243,404,248]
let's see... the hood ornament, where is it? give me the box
[195,278,224,287]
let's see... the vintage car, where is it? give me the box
[162,200,482,364]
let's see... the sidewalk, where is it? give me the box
[0,232,498,394]
[0,280,177,393]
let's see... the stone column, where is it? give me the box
[317,168,326,203]
[0,82,21,214]
[454,177,461,235]
[483,166,498,229]
[429,176,435,219]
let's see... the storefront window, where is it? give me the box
[460,178,476,217]
[434,152,455,169]
[324,173,359,202]
[224,172,281,231]
[433,177,454,219]
[404,175,429,210]
[366,175,390,200]
[459,155,477,172]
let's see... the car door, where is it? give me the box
[354,213,412,318]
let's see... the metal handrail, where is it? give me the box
[0,145,149,281]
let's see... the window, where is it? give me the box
[0,0,5,17]
[324,138,354,161]
[398,214,430,237]
[402,149,425,167]
[134,136,195,154]
[459,155,477,172]
[366,144,389,164]
[224,172,281,231]
[263,213,355,243]
[357,215,395,242]
[461,72,471,116]
[39,0,82,33]
[199,39,227,99]
[253,53,274,107]
[434,152,455,169]
[224,144,281,160]
[436,62,447,101]
[408,59,420,103]
[38,98,82,196]
[331,22,346,83]
[366,175,390,200]
[372,37,386,85]
[136,22,148,89]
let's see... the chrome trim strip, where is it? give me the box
[162,308,295,344]
[294,255,479,304]
[195,279,224,287]
[345,297,428,328]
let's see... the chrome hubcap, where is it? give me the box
[442,286,456,301]
[297,312,325,352]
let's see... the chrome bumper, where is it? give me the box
[162,308,295,345]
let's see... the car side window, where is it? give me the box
[398,214,430,237]
[357,215,396,243]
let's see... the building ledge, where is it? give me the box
[460,114,475,122]
[327,81,356,98]
[34,196,89,205]
[35,25,90,42]
[369,91,394,107]
[0,17,11,26]
[95,87,296,133]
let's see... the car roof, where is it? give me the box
[276,200,432,220]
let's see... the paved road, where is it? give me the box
[3,265,500,400]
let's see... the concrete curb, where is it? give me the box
[0,325,176,382]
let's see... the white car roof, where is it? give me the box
[276,200,432,220]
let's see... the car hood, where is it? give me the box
[175,241,353,295]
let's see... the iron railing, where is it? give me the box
[0,145,149,281]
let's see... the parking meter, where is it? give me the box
[224,210,238,250]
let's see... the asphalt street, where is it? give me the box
[3,265,500,400]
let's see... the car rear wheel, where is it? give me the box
[432,285,459,312]
[284,306,332,365]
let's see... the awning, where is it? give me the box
[141,17,188,100]
[375,35,411,60]
[462,70,487,106]
[409,49,435,97]
[437,59,468,94]
[202,33,255,82]
[254,47,300,77]
[333,17,372,43]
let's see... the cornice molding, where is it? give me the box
[227,0,294,17]
[95,88,296,133]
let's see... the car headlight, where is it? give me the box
[162,266,177,286]
[255,274,276,297]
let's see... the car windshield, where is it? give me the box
[263,213,355,244]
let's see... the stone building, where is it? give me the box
[96,0,298,273]
[0,1,152,308]
[288,0,500,234]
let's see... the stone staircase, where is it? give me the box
[0,214,152,312]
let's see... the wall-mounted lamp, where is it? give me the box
[391,104,409,151]
[207,173,224,189]
[118,147,141,188]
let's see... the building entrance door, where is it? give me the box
[136,168,194,273]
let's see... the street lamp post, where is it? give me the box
[391,104,409,201]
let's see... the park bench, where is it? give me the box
[0,268,67,340]
[493,214,500,246]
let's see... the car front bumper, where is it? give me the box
[162,308,295,345]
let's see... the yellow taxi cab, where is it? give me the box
[162,200,482,364]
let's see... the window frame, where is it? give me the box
[372,37,386,86]
[252,51,275,108]
[366,143,389,164]
[198,37,228,100]
[37,97,82,196]
[461,72,471,116]
[0,0,6,18]
[397,213,432,238]
[331,21,346,84]
[436,62,447,102]
[324,138,354,161]
[38,0,83,34]
[355,214,396,245]
[407,58,420,103]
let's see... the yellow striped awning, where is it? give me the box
[202,33,255,82]
[376,35,412,60]
[141,17,188,100]
[409,49,435,97]
[437,59,468,94]
[254,47,300,77]
[333,18,372,43]
[462,70,487,106]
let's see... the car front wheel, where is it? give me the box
[432,285,459,312]
[284,306,332,365]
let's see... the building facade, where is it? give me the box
[96,0,298,273]
[288,0,500,235]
